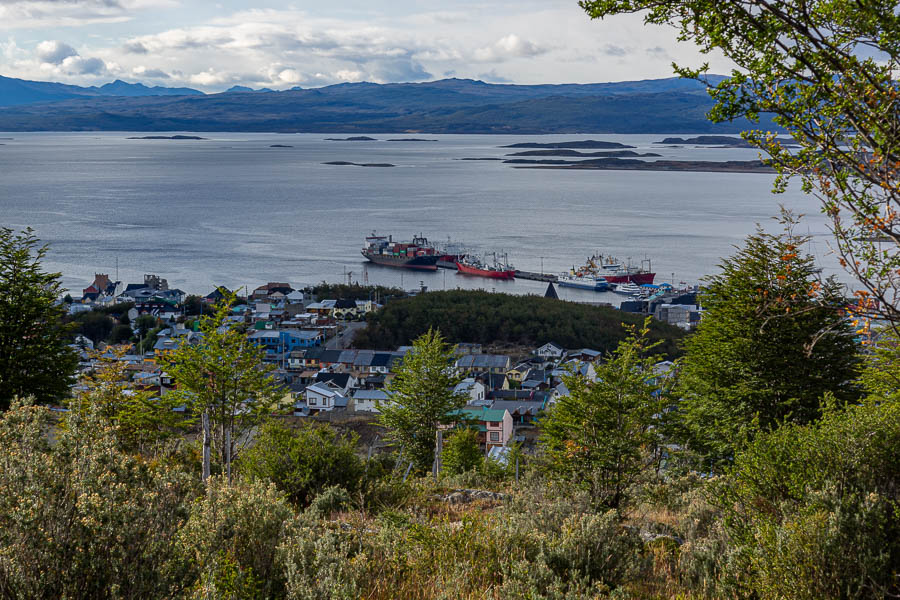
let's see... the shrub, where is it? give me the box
[239,420,365,508]
[441,428,482,475]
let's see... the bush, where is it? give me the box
[442,428,482,475]
[0,400,198,598]
[717,398,900,599]
[239,420,365,508]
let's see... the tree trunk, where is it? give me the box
[225,427,232,482]
[201,410,211,482]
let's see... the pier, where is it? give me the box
[514,270,558,282]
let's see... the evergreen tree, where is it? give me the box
[0,228,77,410]
[677,214,860,466]
[378,329,467,472]
[540,318,670,509]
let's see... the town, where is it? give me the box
[65,271,686,456]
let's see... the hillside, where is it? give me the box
[351,290,685,357]
[0,76,778,133]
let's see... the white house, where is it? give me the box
[455,378,488,406]
[534,342,565,360]
[304,381,348,412]
[351,389,391,413]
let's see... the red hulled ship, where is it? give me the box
[455,253,515,280]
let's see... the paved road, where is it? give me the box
[325,321,366,350]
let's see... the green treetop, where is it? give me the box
[166,292,282,481]
[378,328,467,472]
[0,228,77,410]
[677,214,860,467]
[540,317,671,509]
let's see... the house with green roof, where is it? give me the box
[448,406,513,451]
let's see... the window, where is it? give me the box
[489,432,499,441]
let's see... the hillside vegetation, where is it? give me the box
[352,290,685,357]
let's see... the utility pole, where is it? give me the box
[539,256,546,276]
[432,429,443,481]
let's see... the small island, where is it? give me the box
[654,136,754,148]
[457,157,504,161]
[323,161,395,167]
[269,144,293,148]
[324,136,378,141]
[507,149,661,158]
[511,157,774,173]
[387,138,438,142]
[502,140,635,149]
[126,135,206,140]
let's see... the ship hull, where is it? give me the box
[455,262,515,280]
[559,279,609,291]
[362,252,439,270]
[602,272,656,285]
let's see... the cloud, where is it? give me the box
[473,34,546,62]
[477,69,512,83]
[36,39,77,64]
[131,65,169,78]
[61,54,105,74]
[0,0,172,29]
[601,44,628,57]
[645,46,667,57]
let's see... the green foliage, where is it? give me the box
[677,215,860,466]
[239,420,365,508]
[379,329,467,472]
[0,228,77,410]
[109,323,135,344]
[541,317,671,509]
[441,428,483,475]
[179,476,293,600]
[182,294,203,316]
[716,398,900,599]
[352,289,685,357]
[580,0,900,324]
[308,282,403,302]
[73,310,114,343]
[166,293,282,479]
[72,347,188,455]
[0,400,199,598]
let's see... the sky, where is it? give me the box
[0,0,736,92]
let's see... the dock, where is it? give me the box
[515,270,558,282]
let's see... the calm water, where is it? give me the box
[0,132,838,301]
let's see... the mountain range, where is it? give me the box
[0,74,776,133]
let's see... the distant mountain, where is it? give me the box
[225,85,275,93]
[0,76,776,133]
[0,75,203,107]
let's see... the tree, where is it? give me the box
[183,294,204,317]
[540,318,671,509]
[109,323,134,344]
[441,427,483,475]
[0,228,77,410]
[677,215,860,466]
[239,420,365,508]
[580,0,900,324]
[378,329,467,472]
[74,310,114,343]
[166,293,282,481]
[72,347,187,455]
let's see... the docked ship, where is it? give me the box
[361,233,439,270]
[455,253,516,280]
[557,273,610,292]
[430,237,468,269]
[574,253,656,285]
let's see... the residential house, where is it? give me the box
[313,372,358,394]
[534,342,566,360]
[351,389,390,413]
[452,407,514,450]
[455,378,488,406]
[251,282,294,302]
[455,354,511,375]
[304,381,348,412]
[489,399,546,426]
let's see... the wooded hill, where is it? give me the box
[351,290,685,357]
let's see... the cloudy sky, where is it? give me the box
[0,0,734,91]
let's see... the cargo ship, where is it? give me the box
[455,253,515,280]
[574,253,656,285]
[431,237,468,269]
[361,233,439,270]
